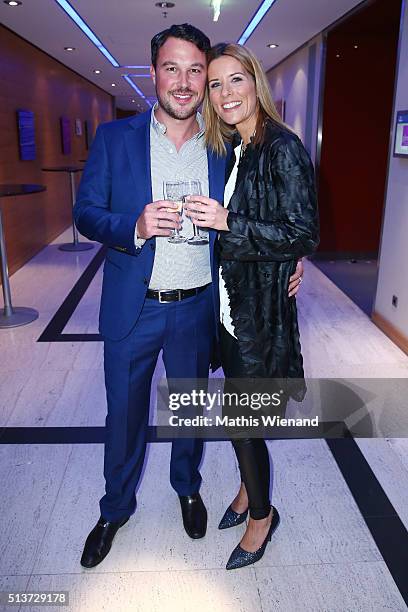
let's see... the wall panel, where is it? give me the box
[0,25,113,277]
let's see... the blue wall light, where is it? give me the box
[122,75,152,108]
[237,0,278,45]
[54,0,120,67]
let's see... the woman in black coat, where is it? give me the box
[185,43,319,570]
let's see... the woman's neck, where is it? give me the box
[236,115,257,145]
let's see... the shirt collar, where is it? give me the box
[151,102,205,140]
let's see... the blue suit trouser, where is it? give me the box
[99,285,214,521]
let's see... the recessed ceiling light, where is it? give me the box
[131,99,136,103]
[93,69,101,74]
[4,1,22,5]
[336,54,340,58]
[111,83,116,87]
[64,46,75,52]
[155,2,175,7]
[354,44,358,49]
[267,43,279,49]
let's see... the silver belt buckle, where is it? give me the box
[158,289,182,302]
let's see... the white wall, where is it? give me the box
[374,1,408,342]
[267,34,323,162]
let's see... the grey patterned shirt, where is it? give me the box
[147,105,211,290]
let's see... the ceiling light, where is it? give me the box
[238,0,278,45]
[122,75,152,108]
[4,1,22,6]
[131,99,136,103]
[336,54,340,58]
[54,0,120,67]
[93,69,101,74]
[267,43,279,49]
[211,0,222,21]
[155,1,174,18]
[123,65,150,69]
[64,46,75,51]
[111,83,116,87]
[354,44,358,49]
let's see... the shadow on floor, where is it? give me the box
[311,258,378,316]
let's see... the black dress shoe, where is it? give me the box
[179,493,207,539]
[80,516,129,568]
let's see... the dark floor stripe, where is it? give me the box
[48,333,102,342]
[327,437,408,604]
[0,426,172,444]
[37,245,106,342]
[0,426,107,444]
[0,422,346,444]
[0,426,220,444]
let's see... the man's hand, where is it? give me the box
[288,259,304,297]
[184,195,229,231]
[136,201,181,239]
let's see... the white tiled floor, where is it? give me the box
[0,228,407,612]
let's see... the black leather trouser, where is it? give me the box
[220,324,271,520]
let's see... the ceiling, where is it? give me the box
[0,0,366,111]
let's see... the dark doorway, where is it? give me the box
[314,0,402,315]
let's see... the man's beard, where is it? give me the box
[156,89,200,120]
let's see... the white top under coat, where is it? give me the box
[219,142,242,338]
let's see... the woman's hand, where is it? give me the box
[288,259,304,297]
[184,195,229,231]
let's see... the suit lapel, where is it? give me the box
[124,114,153,207]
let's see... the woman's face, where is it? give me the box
[208,55,258,136]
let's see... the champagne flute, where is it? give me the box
[163,181,188,244]
[185,180,209,246]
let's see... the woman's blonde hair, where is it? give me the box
[203,43,287,156]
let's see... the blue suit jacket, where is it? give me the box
[74,111,227,341]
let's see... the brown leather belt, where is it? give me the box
[146,283,210,303]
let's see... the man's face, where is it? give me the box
[150,37,207,121]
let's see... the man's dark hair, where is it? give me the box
[151,23,210,67]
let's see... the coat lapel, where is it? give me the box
[207,148,227,252]
[124,113,153,207]
[207,149,226,202]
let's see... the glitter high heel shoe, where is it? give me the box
[218,505,248,530]
[225,506,280,570]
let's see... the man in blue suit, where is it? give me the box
[75,23,303,568]
[74,24,225,568]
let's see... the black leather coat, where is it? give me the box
[218,120,319,391]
